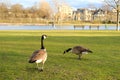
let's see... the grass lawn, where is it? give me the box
[0,30,120,80]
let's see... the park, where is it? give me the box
[0,30,120,80]
[0,0,120,80]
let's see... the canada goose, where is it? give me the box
[29,35,47,71]
[63,46,93,59]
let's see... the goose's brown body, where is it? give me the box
[29,49,47,63]
[63,46,93,59]
[29,35,47,71]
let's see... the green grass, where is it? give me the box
[0,30,120,80]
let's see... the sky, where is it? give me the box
[1,0,104,9]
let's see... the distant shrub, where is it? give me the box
[102,21,116,24]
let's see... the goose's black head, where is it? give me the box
[41,34,47,40]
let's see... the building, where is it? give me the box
[73,8,92,21]
[93,9,107,21]
[73,8,109,22]
[57,3,73,20]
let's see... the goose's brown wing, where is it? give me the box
[29,50,46,62]
[73,46,88,53]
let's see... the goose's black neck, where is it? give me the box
[41,37,45,49]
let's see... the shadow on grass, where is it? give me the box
[26,67,43,73]
[61,55,90,61]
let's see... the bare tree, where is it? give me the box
[11,4,23,18]
[0,3,8,19]
[39,0,52,19]
[101,3,112,23]
[104,0,120,31]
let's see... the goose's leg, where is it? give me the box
[40,61,45,72]
[37,63,40,70]
[78,54,82,60]
[41,63,44,71]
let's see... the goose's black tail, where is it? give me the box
[63,48,72,54]
[28,59,36,63]
[87,49,93,53]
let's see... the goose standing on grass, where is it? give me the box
[63,46,93,60]
[29,35,47,71]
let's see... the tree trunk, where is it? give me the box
[117,10,119,31]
